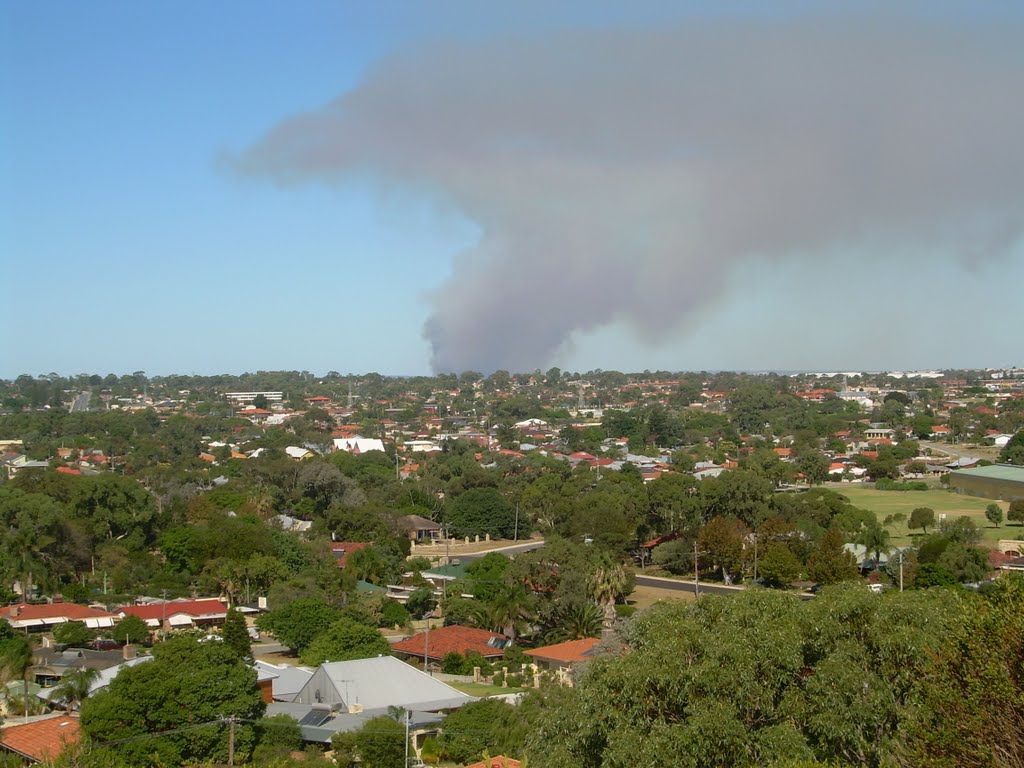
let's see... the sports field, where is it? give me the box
[833,485,1021,547]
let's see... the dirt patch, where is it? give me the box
[628,584,697,610]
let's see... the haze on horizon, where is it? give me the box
[4,2,1023,379]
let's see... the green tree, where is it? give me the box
[252,713,303,764]
[354,715,406,768]
[440,699,523,764]
[112,614,150,645]
[52,620,94,647]
[900,576,1024,766]
[908,507,935,534]
[0,619,32,690]
[405,587,436,619]
[255,598,342,654]
[80,636,265,767]
[299,618,391,666]
[446,487,517,539]
[997,428,1024,464]
[806,527,858,585]
[698,516,748,584]
[1008,499,1024,525]
[526,585,956,768]
[758,543,802,587]
[985,503,1004,527]
[221,608,252,661]
[797,452,831,486]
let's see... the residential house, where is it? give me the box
[292,656,473,712]
[524,637,603,674]
[398,515,442,542]
[0,714,79,764]
[28,646,129,690]
[252,660,314,703]
[0,604,118,633]
[118,599,230,633]
[392,625,509,665]
[329,542,368,569]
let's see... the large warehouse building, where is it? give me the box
[949,464,1024,501]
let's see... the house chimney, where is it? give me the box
[11,605,20,617]
[123,644,136,661]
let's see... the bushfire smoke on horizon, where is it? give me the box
[233,11,1024,374]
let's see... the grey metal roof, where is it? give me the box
[314,656,473,712]
[253,660,314,701]
[266,702,444,744]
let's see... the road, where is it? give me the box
[70,391,92,412]
[458,540,546,562]
[633,573,746,597]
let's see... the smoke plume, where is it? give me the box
[234,13,1024,373]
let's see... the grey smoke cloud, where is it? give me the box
[234,13,1024,373]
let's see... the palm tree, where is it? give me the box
[546,602,603,644]
[471,585,533,642]
[589,557,631,626]
[0,630,32,690]
[857,521,891,571]
[51,667,100,711]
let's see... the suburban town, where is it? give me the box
[1,367,1023,766]
[8,2,1024,766]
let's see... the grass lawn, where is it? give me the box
[834,485,1024,547]
[448,681,527,697]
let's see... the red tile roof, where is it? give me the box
[330,542,368,568]
[392,625,508,661]
[524,637,601,665]
[464,758,523,768]
[119,599,227,621]
[0,715,80,762]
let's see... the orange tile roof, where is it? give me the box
[392,625,508,660]
[524,636,601,665]
[464,758,523,768]
[119,599,227,621]
[0,603,117,624]
[0,715,80,762]
[330,541,368,568]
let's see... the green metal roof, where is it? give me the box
[423,562,468,580]
[950,464,1024,482]
[355,580,386,593]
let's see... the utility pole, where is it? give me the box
[227,716,235,767]
[423,615,430,674]
[898,550,904,592]
[404,709,410,768]
[753,534,759,583]
[514,503,520,542]
[694,540,701,597]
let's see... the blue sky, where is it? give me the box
[3,2,1022,378]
